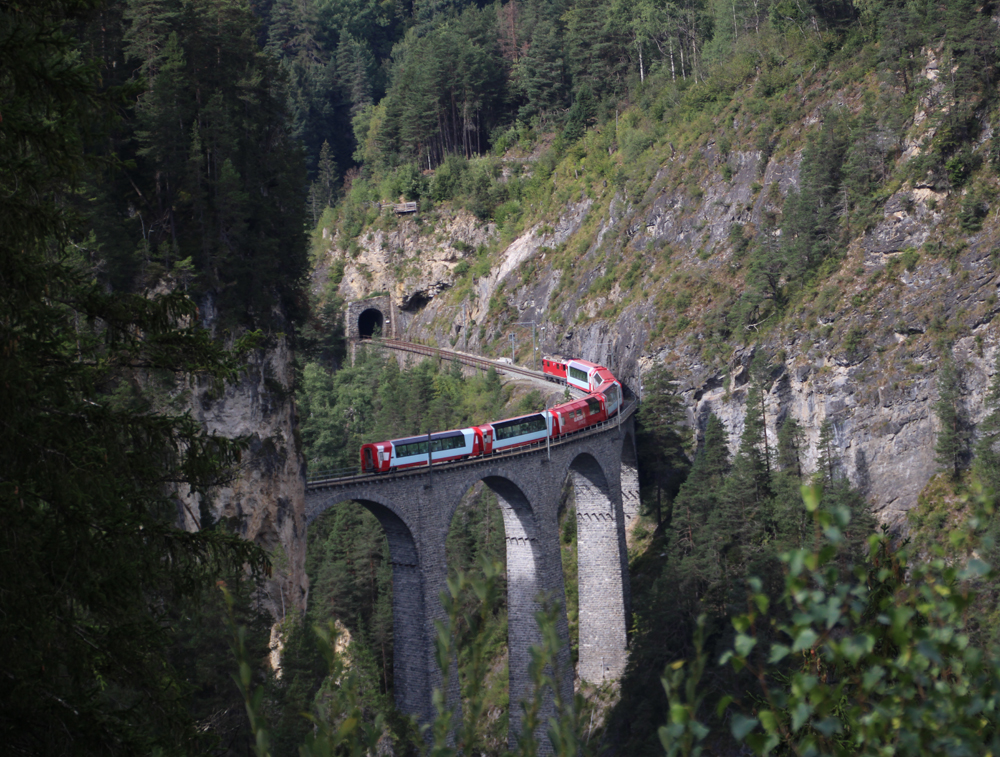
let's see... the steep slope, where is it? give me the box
[315,43,1000,527]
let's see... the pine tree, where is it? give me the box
[720,383,772,523]
[773,416,809,543]
[310,139,338,216]
[974,354,1000,492]
[669,414,730,613]
[337,34,376,117]
[1,2,268,751]
[935,355,968,479]
[815,418,841,485]
[117,0,309,329]
[637,364,691,528]
[513,14,567,124]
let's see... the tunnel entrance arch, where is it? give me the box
[345,295,396,342]
[357,308,384,338]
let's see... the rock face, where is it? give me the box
[326,208,496,311]
[178,335,307,618]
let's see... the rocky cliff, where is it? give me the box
[317,59,1000,529]
[177,330,307,619]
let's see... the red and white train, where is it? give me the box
[360,357,622,473]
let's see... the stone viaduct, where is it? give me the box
[303,406,640,748]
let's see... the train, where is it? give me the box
[360,357,622,473]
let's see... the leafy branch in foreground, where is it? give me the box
[225,584,383,757]
[231,557,589,757]
[713,485,1000,757]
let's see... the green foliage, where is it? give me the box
[615,358,874,753]
[108,0,310,329]
[637,365,692,527]
[227,589,386,757]
[935,355,969,479]
[718,486,1000,757]
[781,109,851,284]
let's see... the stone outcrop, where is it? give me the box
[178,334,307,619]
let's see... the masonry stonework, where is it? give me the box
[345,296,398,341]
[303,413,637,752]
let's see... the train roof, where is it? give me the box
[595,367,617,382]
[567,358,601,370]
[481,411,547,427]
[550,397,591,412]
[392,429,468,445]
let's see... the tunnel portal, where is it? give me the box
[358,308,384,338]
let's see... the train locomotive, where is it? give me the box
[360,356,622,473]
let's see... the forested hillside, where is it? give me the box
[2,1,295,753]
[12,0,1000,755]
[297,0,1000,753]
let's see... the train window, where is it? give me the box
[395,440,429,457]
[586,397,601,414]
[493,414,547,440]
[594,374,604,386]
[433,435,466,452]
[569,366,588,383]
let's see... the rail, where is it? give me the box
[355,336,564,385]
[305,399,638,489]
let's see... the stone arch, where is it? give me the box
[566,452,630,683]
[305,495,428,722]
[357,307,384,338]
[446,471,571,749]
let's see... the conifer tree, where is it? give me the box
[1,2,269,751]
[669,414,730,613]
[309,139,338,221]
[721,383,772,524]
[773,415,808,543]
[637,364,691,528]
[812,419,876,563]
[935,355,968,479]
[974,354,1000,493]
[815,418,841,485]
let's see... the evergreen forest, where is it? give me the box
[11,0,1000,756]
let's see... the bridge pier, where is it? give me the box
[370,503,429,719]
[490,476,573,747]
[570,460,630,683]
[620,439,641,524]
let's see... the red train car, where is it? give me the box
[549,395,607,436]
[542,356,568,381]
[361,428,483,472]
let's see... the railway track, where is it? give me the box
[304,337,636,489]
[358,336,564,385]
